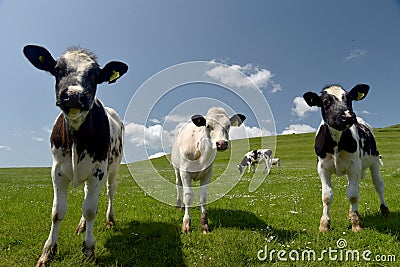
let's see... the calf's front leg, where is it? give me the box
[80,171,107,261]
[199,171,212,234]
[180,172,193,233]
[346,170,362,232]
[318,162,333,232]
[36,165,69,267]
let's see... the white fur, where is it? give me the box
[324,85,345,100]
[171,107,241,234]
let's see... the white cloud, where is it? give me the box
[271,83,282,93]
[32,137,44,142]
[230,124,272,140]
[148,118,161,124]
[344,49,367,62]
[0,145,11,151]
[281,124,316,135]
[360,110,371,115]
[148,152,168,159]
[292,96,318,118]
[205,61,281,93]
[124,122,174,150]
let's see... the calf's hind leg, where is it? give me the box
[370,164,389,217]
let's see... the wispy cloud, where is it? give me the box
[43,126,52,134]
[0,145,11,151]
[344,49,367,62]
[32,137,45,142]
[206,61,282,93]
[281,124,316,135]
[291,96,318,118]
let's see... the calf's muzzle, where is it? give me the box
[216,140,228,151]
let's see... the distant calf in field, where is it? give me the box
[238,149,273,174]
[303,84,389,232]
[271,158,281,167]
[171,107,245,234]
[24,45,128,266]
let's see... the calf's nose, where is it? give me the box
[63,94,81,107]
[216,140,229,151]
[341,111,356,124]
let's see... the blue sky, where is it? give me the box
[0,0,399,167]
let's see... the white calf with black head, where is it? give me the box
[171,107,245,234]
[238,149,273,174]
[303,84,389,232]
[23,45,127,266]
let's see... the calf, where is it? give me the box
[271,158,281,167]
[303,84,389,232]
[23,45,127,266]
[171,107,245,234]
[238,149,273,174]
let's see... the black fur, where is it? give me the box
[50,99,110,162]
[315,124,336,158]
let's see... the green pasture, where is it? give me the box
[0,125,399,266]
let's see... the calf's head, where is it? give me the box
[303,84,369,131]
[191,107,246,151]
[23,45,128,127]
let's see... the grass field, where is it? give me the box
[1,125,399,266]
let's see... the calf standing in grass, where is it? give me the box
[23,45,127,266]
[238,149,273,174]
[303,84,389,232]
[171,107,245,234]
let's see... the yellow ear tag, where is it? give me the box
[38,55,45,62]
[357,92,365,100]
[198,118,202,124]
[109,70,120,82]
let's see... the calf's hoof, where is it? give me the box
[106,215,116,228]
[319,217,330,232]
[200,213,209,234]
[36,244,57,267]
[181,219,191,234]
[350,211,362,232]
[82,241,95,263]
[380,204,390,218]
[76,220,86,234]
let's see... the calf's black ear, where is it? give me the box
[191,115,206,127]
[99,61,128,84]
[303,92,322,107]
[23,45,56,74]
[230,114,246,127]
[349,84,369,101]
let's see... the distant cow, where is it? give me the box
[171,107,245,234]
[238,149,273,174]
[271,158,281,167]
[303,84,389,232]
[24,45,128,266]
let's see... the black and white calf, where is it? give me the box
[303,84,389,232]
[24,45,127,266]
[238,149,273,174]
